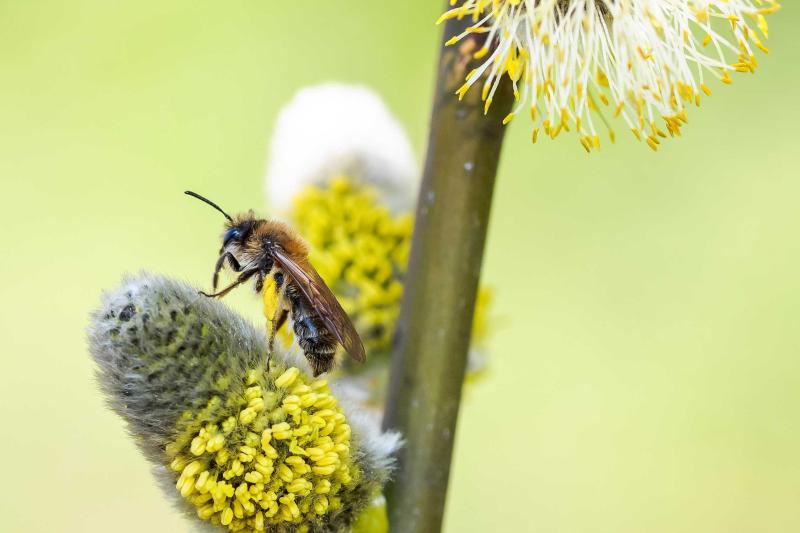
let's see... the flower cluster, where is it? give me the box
[88,274,399,532]
[439,0,780,151]
[169,366,359,530]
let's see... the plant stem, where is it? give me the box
[383,9,514,532]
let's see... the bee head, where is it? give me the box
[185,190,255,256]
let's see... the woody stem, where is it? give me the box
[382,8,514,533]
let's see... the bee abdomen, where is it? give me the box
[288,289,337,376]
[297,338,336,376]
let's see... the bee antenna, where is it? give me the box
[184,191,233,222]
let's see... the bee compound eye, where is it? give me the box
[223,227,241,246]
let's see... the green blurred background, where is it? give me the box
[1,2,798,532]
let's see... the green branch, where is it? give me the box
[383,7,515,532]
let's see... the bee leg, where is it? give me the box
[199,269,256,298]
[276,310,288,331]
[267,309,288,371]
[267,284,288,371]
[212,252,242,290]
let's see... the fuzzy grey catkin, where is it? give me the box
[88,273,400,532]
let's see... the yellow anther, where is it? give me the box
[312,452,340,467]
[220,506,234,526]
[254,461,273,478]
[293,425,312,437]
[310,379,328,391]
[312,464,338,476]
[282,394,300,406]
[334,425,352,443]
[177,475,195,496]
[305,447,324,459]
[336,469,353,485]
[239,407,258,425]
[221,416,237,434]
[239,445,256,457]
[315,437,334,452]
[483,97,493,115]
[263,500,279,518]
[195,470,210,491]
[244,385,262,400]
[315,479,332,494]
[319,422,336,437]
[247,397,265,411]
[314,496,329,515]
[300,393,318,408]
[275,367,300,388]
[183,460,203,477]
[206,434,225,452]
[192,492,212,506]
[279,495,300,518]
[334,443,349,454]
[285,455,307,466]
[242,499,255,515]
[277,463,294,483]
[197,504,215,520]
[170,456,187,472]
[290,384,311,396]
[244,471,264,484]
[215,448,230,466]
[287,478,311,493]
[271,422,293,440]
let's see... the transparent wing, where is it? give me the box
[272,247,366,363]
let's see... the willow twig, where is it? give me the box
[383,7,514,532]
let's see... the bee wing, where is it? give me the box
[272,247,366,363]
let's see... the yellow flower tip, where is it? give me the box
[169,364,361,531]
[483,97,493,115]
[441,0,778,151]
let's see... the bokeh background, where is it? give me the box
[1,2,798,532]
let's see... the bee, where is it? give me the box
[185,191,366,376]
